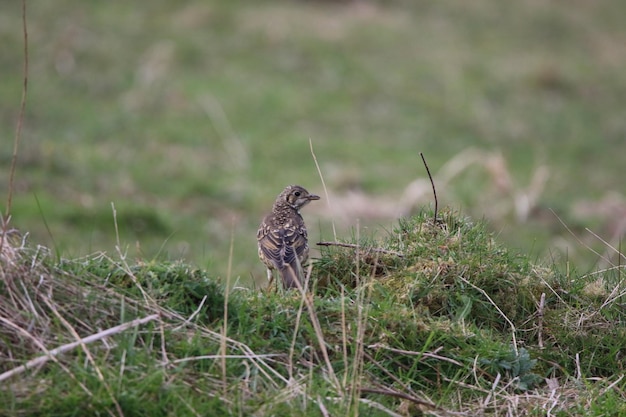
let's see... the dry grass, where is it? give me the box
[2,209,625,415]
[2,1,625,415]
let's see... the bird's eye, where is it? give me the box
[294,191,301,197]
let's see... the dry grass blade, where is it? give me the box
[42,296,124,417]
[0,316,93,397]
[296,264,342,394]
[353,398,403,417]
[221,219,235,397]
[171,354,281,364]
[585,228,625,261]
[3,0,28,222]
[550,209,611,265]
[174,294,208,330]
[317,395,330,417]
[317,241,404,257]
[288,267,309,381]
[368,343,463,367]
[198,94,249,171]
[310,137,336,241]
[359,387,440,410]
[458,275,518,355]
[162,300,288,387]
[537,292,546,349]
[111,203,151,304]
[0,314,160,383]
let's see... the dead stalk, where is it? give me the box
[0,314,160,382]
[317,241,404,257]
[310,138,337,241]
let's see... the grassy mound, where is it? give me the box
[1,210,624,416]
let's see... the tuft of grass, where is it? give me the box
[60,256,234,325]
[1,209,625,416]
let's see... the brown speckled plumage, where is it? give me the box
[257,185,320,289]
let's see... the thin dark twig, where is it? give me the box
[316,241,404,258]
[420,152,437,223]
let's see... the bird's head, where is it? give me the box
[277,185,320,211]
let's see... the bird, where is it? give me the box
[257,185,320,290]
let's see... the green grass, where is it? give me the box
[2,0,626,284]
[1,209,624,416]
[2,2,626,412]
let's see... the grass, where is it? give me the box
[1,209,624,416]
[2,1,626,414]
[1,0,626,283]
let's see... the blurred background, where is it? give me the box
[2,0,625,285]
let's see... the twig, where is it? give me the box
[420,152,438,223]
[0,314,160,382]
[317,241,404,257]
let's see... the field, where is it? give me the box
[1,0,625,415]
[2,0,625,281]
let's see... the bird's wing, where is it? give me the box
[257,224,284,270]
[276,227,306,289]
[287,224,309,265]
[257,218,308,268]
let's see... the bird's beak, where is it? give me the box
[309,194,321,201]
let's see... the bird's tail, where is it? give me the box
[279,258,304,290]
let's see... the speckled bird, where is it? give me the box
[257,185,320,289]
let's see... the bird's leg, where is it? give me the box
[266,268,276,292]
[294,256,304,289]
